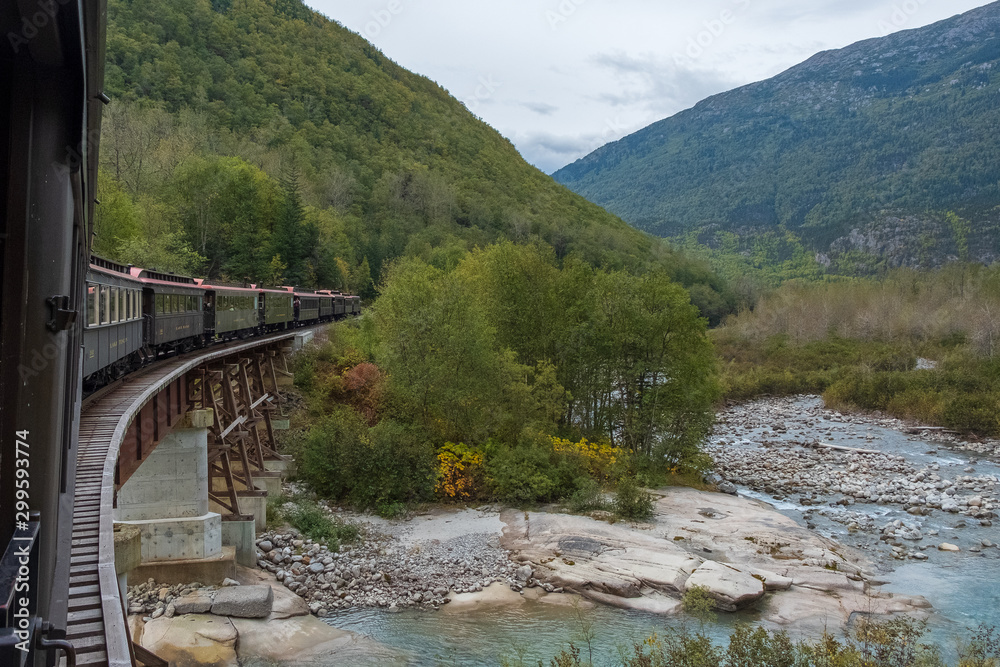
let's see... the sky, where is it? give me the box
[305,0,995,174]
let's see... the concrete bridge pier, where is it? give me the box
[114,409,237,584]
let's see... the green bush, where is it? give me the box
[485,441,589,506]
[681,585,717,625]
[297,406,369,500]
[613,477,655,520]
[567,478,610,513]
[298,409,437,508]
[943,394,1000,436]
[347,419,437,507]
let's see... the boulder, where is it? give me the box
[211,585,273,618]
[685,561,765,612]
[141,615,238,667]
[173,592,213,615]
[938,543,960,552]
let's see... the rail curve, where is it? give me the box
[67,328,314,666]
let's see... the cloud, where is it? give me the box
[590,51,741,116]
[521,101,559,115]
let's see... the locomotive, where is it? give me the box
[83,256,361,387]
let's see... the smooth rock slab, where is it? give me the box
[685,561,765,612]
[141,615,238,667]
[938,543,961,552]
[211,584,273,618]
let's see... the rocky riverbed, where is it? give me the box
[708,396,1000,563]
[252,506,522,615]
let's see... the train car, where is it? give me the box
[318,292,335,321]
[286,287,320,325]
[131,266,206,354]
[201,280,260,339]
[257,286,294,333]
[83,257,147,385]
[318,290,347,318]
[347,295,362,315]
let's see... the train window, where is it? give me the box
[125,290,131,320]
[119,289,126,322]
[100,286,109,324]
[110,287,119,323]
[87,285,97,327]
[187,295,194,311]
[155,294,163,315]
[134,291,140,319]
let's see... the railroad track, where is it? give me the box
[65,327,318,666]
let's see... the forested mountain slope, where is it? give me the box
[97,0,729,315]
[553,2,1000,272]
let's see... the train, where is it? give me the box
[83,255,361,387]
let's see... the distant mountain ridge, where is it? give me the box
[554,2,1000,270]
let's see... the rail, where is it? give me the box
[68,327,317,666]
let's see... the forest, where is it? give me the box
[285,242,719,516]
[94,0,733,322]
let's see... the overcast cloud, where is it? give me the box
[304,0,995,173]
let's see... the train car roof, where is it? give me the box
[251,284,295,295]
[196,279,260,294]
[284,288,334,298]
[129,266,200,286]
[90,255,132,274]
[88,263,143,283]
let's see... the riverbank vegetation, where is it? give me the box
[526,619,1000,667]
[285,241,716,513]
[716,264,1000,436]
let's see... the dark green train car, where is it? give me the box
[131,266,205,354]
[201,281,259,339]
[259,287,293,332]
[83,258,146,384]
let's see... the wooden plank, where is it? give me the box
[69,584,102,598]
[67,596,103,611]
[67,607,104,623]
[70,634,112,650]
[75,649,109,667]
[134,643,168,667]
[66,621,107,639]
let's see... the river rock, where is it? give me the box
[140,615,239,667]
[938,543,960,552]
[173,592,213,615]
[211,585,273,618]
[684,561,765,612]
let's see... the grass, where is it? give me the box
[266,493,360,551]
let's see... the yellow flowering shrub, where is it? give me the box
[435,442,485,501]
[550,436,621,482]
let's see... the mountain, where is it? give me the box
[553,3,1000,273]
[97,0,731,317]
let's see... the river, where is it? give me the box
[324,395,1000,665]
